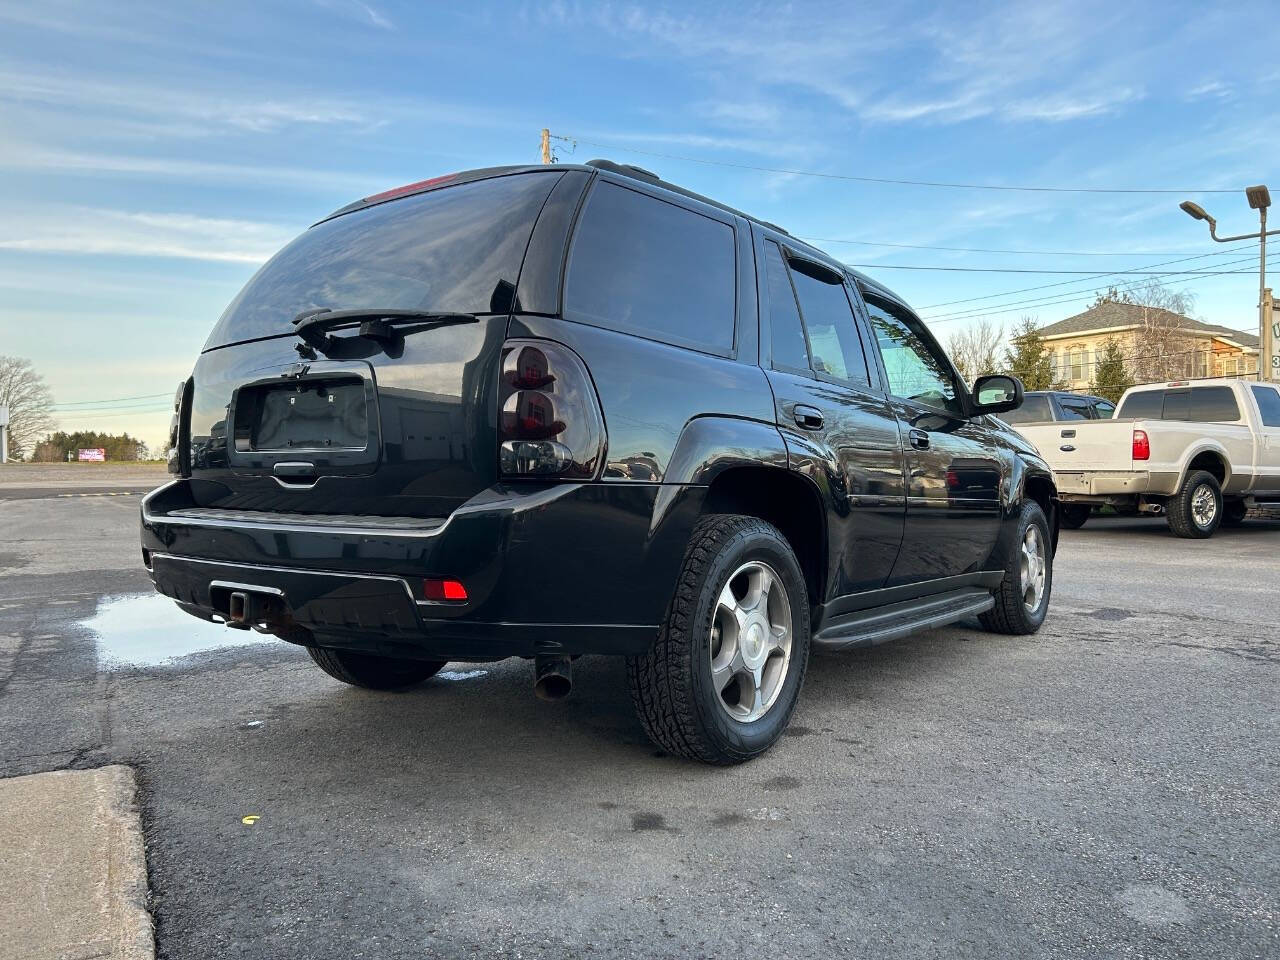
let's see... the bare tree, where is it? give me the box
[946,320,1004,384]
[0,356,55,460]
[1093,281,1201,383]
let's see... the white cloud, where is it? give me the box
[0,207,297,264]
[1185,80,1233,101]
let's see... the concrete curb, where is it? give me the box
[0,765,154,960]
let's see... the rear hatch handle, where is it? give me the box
[293,308,479,351]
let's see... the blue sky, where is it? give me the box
[1,0,1276,450]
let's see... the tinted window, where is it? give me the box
[1189,386,1240,422]
[763,242,809,371]
[1000,393,1053,424]
[565,181,735,354]
[1252,385,1280,426]
[1058,397,1093,420]
[1117,389,1164,419]
[208,172,561,348]
[862,292,963,416]
[1162,389,1191,421]
[788,262,870,385]
[1094,400,1116,419]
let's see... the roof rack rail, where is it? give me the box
[584,158,791,237]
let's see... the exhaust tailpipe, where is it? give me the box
[533,655,573,701]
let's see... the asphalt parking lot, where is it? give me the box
[1,474,1277,959]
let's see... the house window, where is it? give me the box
[1048,349,1059,380]
[1223,356,1239,377]
[1069,347,1084,381]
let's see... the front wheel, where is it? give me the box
[979,500,1052,635]
[1166,470,1222,539]
[627,514,811,765]
[307,646,447,690]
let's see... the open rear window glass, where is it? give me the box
[205,172,562,348]
[1000,394,1052,424]
[1117,389,1164,419]
[1162,389,1191,421]
[1189,386,1240,422]
[564,181,736,354]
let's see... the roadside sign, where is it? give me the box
[77,448,106,462]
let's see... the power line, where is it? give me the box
[51,392,171,408]
[922,253,1276,323]
[801,237,1213,257]
[915,243,1258,311]
[849,264,1259,275]
[550,133,1240,195]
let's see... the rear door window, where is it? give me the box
[564,180,736,354]
[1189,386,1241,422]
[1057,397,1094,420]
[207,171,562,348]
[1117,389,1164,419]
[1093,400,1116,418]
[787,261,871,386]
[1001,393,1053,424]
[1252,385,1280,426]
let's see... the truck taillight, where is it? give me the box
[1132,429,1150,461]
[498,340,604,478]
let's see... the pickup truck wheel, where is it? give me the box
[979,500,1052,635]
[307,646,447,690]
[1060,504,1090,529]
[1166,470,1222,539]
[1221,499,1248,527]
[626,514,811,765]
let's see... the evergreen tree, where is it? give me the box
[1001,316,1055,390]
[1089,338,1134,404]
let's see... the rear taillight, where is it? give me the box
[498,340,604,478]
[1132,429,1150,461]
[167,378,189,475]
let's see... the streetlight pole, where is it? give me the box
[1180,186,1279,381]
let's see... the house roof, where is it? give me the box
[1037,302,1260,348]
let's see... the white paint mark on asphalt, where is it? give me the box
[437,669,489,682]
[86,593,271,668]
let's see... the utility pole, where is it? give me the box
[0,405,8,463]
[540,128,552,165]
[1179,185,1278,381]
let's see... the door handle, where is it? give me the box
[792,405,824,430]
[1060,429,1076,438]
[909,428,930,450]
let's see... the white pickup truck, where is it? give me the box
[1012,378,1280,538]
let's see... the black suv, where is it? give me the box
[143,161,1058,764]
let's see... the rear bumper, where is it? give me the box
[1054,469,1182,501]
[141,479,704,658]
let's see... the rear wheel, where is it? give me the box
[307,646,447,690]
[1059,504,1091,529]
[1166,470,1222,539]
[980,500,1052,635]
[1221,499,1248,527]
[627,514,810,765]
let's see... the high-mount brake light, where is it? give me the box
[1132,429,1150,461]
[362,173,457,205]
[498,339,604,478]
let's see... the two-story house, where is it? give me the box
[1038,302,1260,390]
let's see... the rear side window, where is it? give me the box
[1000,393,1053,424]
[1094,400,1116,418]
[788,262,870,386]
[1189,386,1241,422]
[762,242,809,372]
[1117,389,1164,419]
[1058,397,1094,420]
[1253,385,1280,426]
[565,181,736,354]
[207,172,561,348]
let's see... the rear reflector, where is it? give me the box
[423,578,468,602]
[1132,429,1150,461]
[363,174,457,205]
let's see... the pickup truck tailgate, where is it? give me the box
[1015,419,1137,474]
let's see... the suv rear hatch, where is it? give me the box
[183,169,571,518]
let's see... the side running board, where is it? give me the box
[813,588,994,652]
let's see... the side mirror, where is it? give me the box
[971,374,1024,415]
